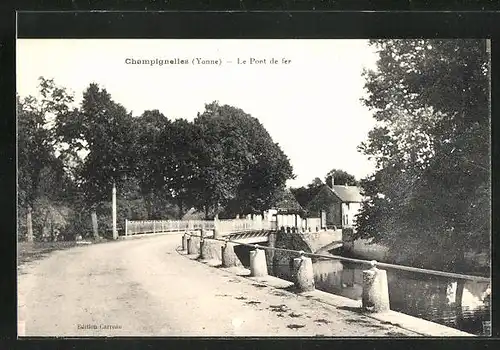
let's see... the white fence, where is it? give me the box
[215,218,275,234]
[125,220,215,236]
[125,217,279,237]
[276,214,321,231]
[304,218,321,230]
[125,216,321,237]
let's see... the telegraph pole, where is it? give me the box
[112,182,117,240]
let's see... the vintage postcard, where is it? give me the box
[17,35,491,337]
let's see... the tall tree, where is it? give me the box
[290,177,324,209]
[132,110,173,219]
[168,118,200,219]
[325,169,358,187]
[191,101,294,218]
[55,83,136,237]
[356,39,490,284]
[18,77,74,241]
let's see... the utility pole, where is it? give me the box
[112,182,117,240]
[26,206,33,242]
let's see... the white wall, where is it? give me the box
[341,202,362,227]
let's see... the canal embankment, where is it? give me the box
[188,235,476,337]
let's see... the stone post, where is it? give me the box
[222,242,241,267]
[182,232,190,251]
[187,236,200,255]
[265,232,277,274]
[250,249,268,277]
[213,225,221,239]
[199,228,205,253]
[200,238,223,261]
[292,254,315,292]
[91,211,99,239]
[362,261,390,312]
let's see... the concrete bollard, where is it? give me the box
[292,255,315,292]
[182,233,188,250]
[200,238,223,261]
[250,249,268,277]
[265,232,277,274]
[187,236,200,255]
[213,226,221,239]
[362,261,390,312]
[221,242,241,267]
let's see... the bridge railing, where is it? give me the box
[125,219,215,236]
[201,234,491,283]
[215,218,275,235]
[124,217,278,237]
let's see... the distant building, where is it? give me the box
[306,182,363,229]
[181,207,207,220]
[271,188,306,228]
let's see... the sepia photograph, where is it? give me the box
[16,38,491,337]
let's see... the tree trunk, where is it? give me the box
[145,195,153,219]
[177,198,184,220]
[91,210,99,239]
[204,205,210,220]
[26,206,33,242]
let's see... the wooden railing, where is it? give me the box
[215,218,274,234]
[124,218,278,237]
[125,220,215,236]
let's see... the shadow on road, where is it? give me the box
[18,242,77,267]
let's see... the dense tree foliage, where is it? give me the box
[18,78,76,240]
[191,101,294,218]
[56,83,137,207]
[356,39,490,274]
[325,169,358,187]
[19,83,294,239]
[290,177,324,209]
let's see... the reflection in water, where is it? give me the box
[275,258,491,336]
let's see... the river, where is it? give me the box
[281,258,491,336]
[235,244,491,336]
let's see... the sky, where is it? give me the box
[17,39,380,188]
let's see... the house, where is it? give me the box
[272,188,306,228]
[181,207,207,220]
[305,182,364,229]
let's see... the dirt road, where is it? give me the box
[17,234,419,337]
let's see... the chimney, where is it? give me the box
[330,177,335,188]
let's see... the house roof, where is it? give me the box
[274,188,304,214]
[329,185,363,203]
[181,207,206,220]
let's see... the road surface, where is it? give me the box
[18,234,419,337]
